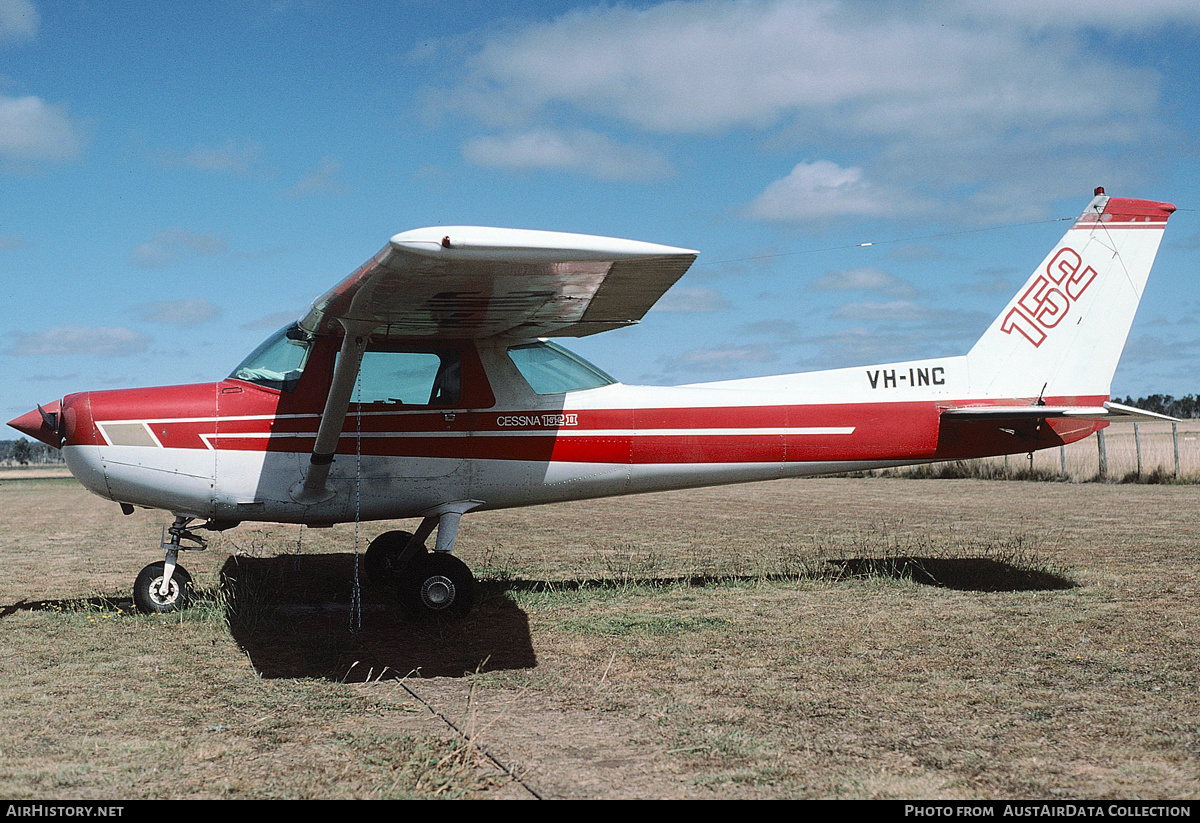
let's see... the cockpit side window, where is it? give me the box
[230,324,314,392]
[350,346,463,407]
[506,341,616,395]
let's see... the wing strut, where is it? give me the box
[290,320,372,505]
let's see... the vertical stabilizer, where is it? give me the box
[966,191,1175,399]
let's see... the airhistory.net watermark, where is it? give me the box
[6,807,124,818]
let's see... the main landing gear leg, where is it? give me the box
[365,509,476,618]
[132,515,207,614]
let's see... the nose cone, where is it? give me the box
[8,400,64,448]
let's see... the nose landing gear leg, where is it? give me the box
[132,515,209,614]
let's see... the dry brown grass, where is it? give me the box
[2,473,1198,799]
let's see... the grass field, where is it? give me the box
[1,472,1198,799]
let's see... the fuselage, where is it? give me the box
[12,332,1103,527]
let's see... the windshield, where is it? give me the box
[507,341,616,394]
[230,324,313,392]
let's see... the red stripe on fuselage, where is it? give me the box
[71,381,1106,465]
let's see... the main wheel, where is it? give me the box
[403,552,475,618]
[133,562,194,614]
[364,530,426,586]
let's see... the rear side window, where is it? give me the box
[507,341,615,395]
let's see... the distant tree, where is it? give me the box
[12,439,32,465]
[0,438,66,465]
[1117,394,1200,418]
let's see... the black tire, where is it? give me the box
[364,530,426,586]
[402,552,475,618]
[133,562,194,614]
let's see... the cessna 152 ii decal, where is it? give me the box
[8,188,1178,616]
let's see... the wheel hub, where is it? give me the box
[148,577,179,607]
[420,575,455,609]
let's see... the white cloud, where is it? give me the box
[651,287,731,313]
[242,310,305,330]
[157,139,264,175]
[134,299,221,326]
[463,129,671,181]
[810,267,916,298]
[798,326,904,369]
[831,300,931,322]
[433,0,1197,219]
[946,1,1200,33]
[444,1,847,133]
[131,229,227,269]
[741,311,992,370]
[745,161,903,222]
[441,0,1184,135]
[0,95,84,165]
[288,157,348,197]
[0,0,38,43]
[680,344,775,364]
[6,326,149,357]
[656,343,777,378]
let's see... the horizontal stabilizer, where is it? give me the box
[942,402,1180,423]
[1099,401,1182,422]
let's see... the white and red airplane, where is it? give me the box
[8,188,1178,616]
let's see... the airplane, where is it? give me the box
[8,187,1179,617]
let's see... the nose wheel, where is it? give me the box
[133,561,194,613]
[132,515,210,614]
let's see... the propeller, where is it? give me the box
[36,403,65,447]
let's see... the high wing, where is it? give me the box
[291,226,697,505]
[299,226,699,340]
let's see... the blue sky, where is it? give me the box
[3,0,1199,424]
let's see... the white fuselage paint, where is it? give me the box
[67,440,918,526]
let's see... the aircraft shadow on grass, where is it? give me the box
[216,552,1075,682]
[217,554,538,681]
[2,552,1074,681]
[824,556,1077,592]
